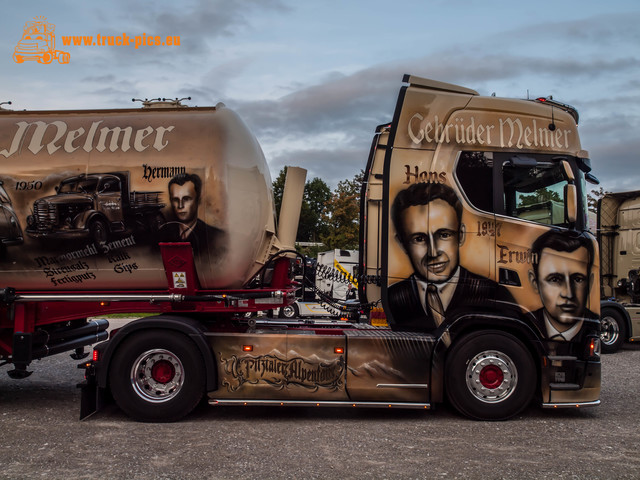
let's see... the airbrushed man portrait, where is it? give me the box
[528,229,597,341]
[159,172,227,259]
[387,181,515,332]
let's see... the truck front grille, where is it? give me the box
[33,202,58,229]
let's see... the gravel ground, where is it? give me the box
[0,327,638,480]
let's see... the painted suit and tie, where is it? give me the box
[387,183,514,332]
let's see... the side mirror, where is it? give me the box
[585,172,600,185]
[564,184,577,223]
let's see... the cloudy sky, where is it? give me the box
[2,0,639,192]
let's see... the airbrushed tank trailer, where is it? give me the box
[0,76,601,422]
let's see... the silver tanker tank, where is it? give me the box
[0,103,285,290]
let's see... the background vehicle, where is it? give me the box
[279,249,359,319]
[598,190,640,352]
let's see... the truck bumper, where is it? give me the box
[541,357,601,407]
[26,228,90,240]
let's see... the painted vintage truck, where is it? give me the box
[25,171,165,245]
[0,181,24,254]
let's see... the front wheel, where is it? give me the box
[600,308,627,354]
[109,330,205,422]
[445,330,535,421]
[89,218,109,244]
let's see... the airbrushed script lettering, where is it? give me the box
[0,120,175,158]
[220,353,345,392]
[408,114,572,150]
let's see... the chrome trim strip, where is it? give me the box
[541,400,600,409]
[16,293,185,302]
[376,384,428,389]
[209,399,431,409]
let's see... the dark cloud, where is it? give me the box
[231,40,640,188]
[267,146,365,188]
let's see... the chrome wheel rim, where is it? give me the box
[465,350,517,403]
[130,349,184,403]
[600,315,620,346]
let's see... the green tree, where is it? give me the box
[299,177,331,242]
[272,167,331,249]
[518,188,562,207]
[319,170,364,250]
[587,186,610,214]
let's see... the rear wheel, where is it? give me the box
[445,330,535,421]
[600,308,627,354]
[109,330,205,422]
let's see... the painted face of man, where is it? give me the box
[534,246,590,328]
[400,199,464,283]
[169,181,199,225]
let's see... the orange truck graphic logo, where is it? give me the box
[13,17,70,64]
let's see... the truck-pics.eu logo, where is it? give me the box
[13,16,70,65]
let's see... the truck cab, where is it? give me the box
[360,75,600,415]
[13,18,70,65]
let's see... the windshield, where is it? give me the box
[58,177,99,194]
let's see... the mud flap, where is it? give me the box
[78,373,110,420]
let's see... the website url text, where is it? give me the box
[61,34,180,49]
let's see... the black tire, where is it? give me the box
[444,330,535,421]
[89,218,109,244]
[600,308,627,354]
[109,330,205,422]
[279,303,299,319]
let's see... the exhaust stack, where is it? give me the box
[277,167,307,249]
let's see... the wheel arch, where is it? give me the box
[430,314,545,405]
[95,315,217,392]
[75,209,104,229]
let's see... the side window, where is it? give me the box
[503,160,568,227]
[100,177,121,193]
[455,151,494,213]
